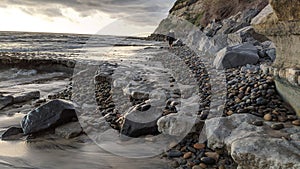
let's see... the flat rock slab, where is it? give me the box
[205,114,300,169]
[0,91,40,110]
[55,122,83,139]
[13,91,40,103]
[21,99,78,135]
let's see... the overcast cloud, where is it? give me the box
[2,0,176,26]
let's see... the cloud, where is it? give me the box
[2,0,176,26]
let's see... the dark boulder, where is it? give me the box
[120,104,162,137]
[213,43,259,69]
[1,127,23,140]
[21,99,78,135]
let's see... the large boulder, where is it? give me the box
[21,99,78,135]
[182,29,229,55]
[120,104,162,137]
[205,114,300,169]
[213,43,259,69]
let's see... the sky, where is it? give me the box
[0,0,176,36]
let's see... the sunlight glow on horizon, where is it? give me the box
[0,7,117,35]
[0,5,169,36]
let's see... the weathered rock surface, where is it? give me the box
[157,113,196,137]
[120,104,162,137]
[213,43,259,69]
[252,2,300,116]
[21,99,78,135]
[205,114,300,169]
[0,95,13,110]
[0,52,75,73]
[13,91,40,103]
[1,127,23,140]
[0,91,40,110]
[269,0,300,21]
[55,122,83,139]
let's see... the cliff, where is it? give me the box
[252,0,300,116]
[155,0,299,116]
[168,0,268,27]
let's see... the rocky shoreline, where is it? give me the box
[0,42,299,168]
[1,2,300,167]
[0,52,76,74]
[163,46,299,169]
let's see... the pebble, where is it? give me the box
[178,158,187,165]
[226,110,233,116]
[272,110,280,115]
[292,120,300,126]
[278,116,287,122]
[199,163,207,168]
[168,150,183,158]
[169,161,180,168]
[187,146,197,153]
[193,143,205,150]
[187,161,195,167]
[256,97,267,105]
[218,165,226,169]
[264,113,272,121]
[192,166,202,169]
[183,152,193,159]
[271,123,284,130]
[169,142,178,149]
[287,115,297,121]
[201,157,216,165]
[204,152,219,161]
[252,120,264,126]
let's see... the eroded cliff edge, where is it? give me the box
[252,0,300,116]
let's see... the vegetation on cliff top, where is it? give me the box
[169,0,268,26]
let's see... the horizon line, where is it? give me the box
[0,30,152,37]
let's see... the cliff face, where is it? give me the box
[168,0,204,26]
[155,0,300,116]
[167,0,268,27]
[252,0,300,116]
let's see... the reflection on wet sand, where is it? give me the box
[0,134,170,169]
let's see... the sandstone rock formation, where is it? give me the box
[252,1,300,116]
